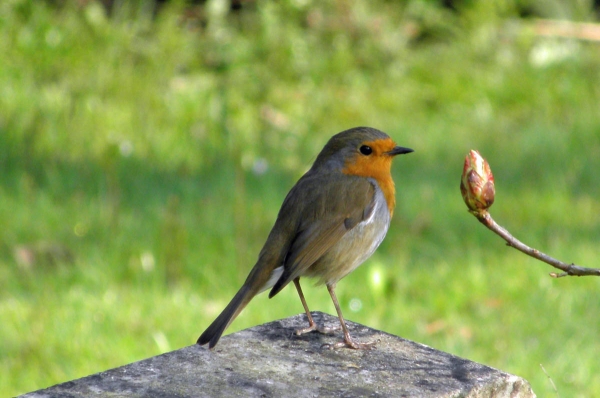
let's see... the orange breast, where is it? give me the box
[341,138,397,217]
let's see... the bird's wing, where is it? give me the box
[268,174,376,297]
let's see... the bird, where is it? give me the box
[197,126,413,350]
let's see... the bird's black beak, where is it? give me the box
[387,146,414,156]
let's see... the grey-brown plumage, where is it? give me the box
[197,127,413,349]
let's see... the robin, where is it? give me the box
[197,127,413,349]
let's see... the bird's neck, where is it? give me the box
[342,158,396,217]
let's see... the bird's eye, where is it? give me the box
[359,145,373,155]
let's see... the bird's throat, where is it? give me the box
[342,158,396,217]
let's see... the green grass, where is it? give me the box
[1,0,600,396]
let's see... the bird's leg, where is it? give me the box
[324,283,376,350]
[293,278,338,335]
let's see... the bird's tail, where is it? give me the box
[197,285,253,349]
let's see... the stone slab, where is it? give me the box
[21,312,535,397]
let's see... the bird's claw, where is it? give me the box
[295,323,340,336]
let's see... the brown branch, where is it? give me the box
[471,210,600,278]
[534,19,600,42]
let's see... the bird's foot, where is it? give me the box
[295,322,340,336]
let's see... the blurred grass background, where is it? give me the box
[1,0,599,396]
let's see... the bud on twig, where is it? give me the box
[460,149,600,278]
[460,150,495,213]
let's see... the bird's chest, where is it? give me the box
[308,187,391,284]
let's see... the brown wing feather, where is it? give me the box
[268,173,375,297]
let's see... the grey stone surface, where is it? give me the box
[21,312,535,397]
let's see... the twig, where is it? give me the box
[461,150,600,278]
[534,19,600,42]
[472,210,600,278]
[540,363,560,397]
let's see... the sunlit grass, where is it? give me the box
[1,1,600,397]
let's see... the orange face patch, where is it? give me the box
[341,138,398,217]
